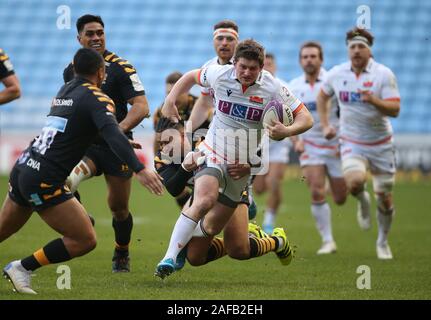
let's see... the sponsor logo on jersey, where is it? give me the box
[217,100,263,122]
[52,99,73,107]
[26,158,40,171]
[363,81,373,87]
[339,91,363,103]
[227,89,232,97]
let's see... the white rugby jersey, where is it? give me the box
[289,68,339,147]
[197,64,303,163]
[321,58,400,144]
[200,56,233,96]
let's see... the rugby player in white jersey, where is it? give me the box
[156,39,313,278]
[289,42,347,254]
[253,53,292,234]
[317,28,401,259]
[185,20,238,134]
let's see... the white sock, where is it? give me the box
[263,209,276,226]
[192,219,208,237]
[272,236,285,251]
[311,202,333,243]
[377,208,394,246]
[354,190,370,210]
[163,213,197,262]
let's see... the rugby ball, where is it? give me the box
[262,100,294,130]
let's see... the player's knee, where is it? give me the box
[226,246,249,260]
[333,193,347,205]
[253,180,266,195]
[310,187,326,203]
[376,192,393,212]
[348,180,365,195]
[82,233,97,253]
[203,224,223,236]
[187,255,207,266]
[193,196,217,216]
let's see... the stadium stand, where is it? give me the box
[0,0,429,134]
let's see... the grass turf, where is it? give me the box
[0,174,430,300]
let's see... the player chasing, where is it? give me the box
[317,27,401,259]
[63,15,150,272]
[289,42,347,254]
[0,48,163,294]
[155,39,313,279]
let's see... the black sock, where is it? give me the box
[21,238,71,271]
[112,213,133,250]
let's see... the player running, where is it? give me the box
[289,42,347,254]
[253,53,292,234]
[63,15,150,272]
[156,39,313,279]
[317,27,401,259]
[0,48,163,294]
[154,117,289,272]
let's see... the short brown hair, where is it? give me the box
[265,53,275,60]
[234,39,265,67]
[165,71,183,84]
[299,41,324,61]
[346,27,374,46]
[213,20,239,32]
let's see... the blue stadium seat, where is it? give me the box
[0,0,429,133]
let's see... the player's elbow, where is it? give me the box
[9,85,21,101]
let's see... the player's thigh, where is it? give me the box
[328,176,348,205]
[266,163,286,187]
[302,165,327,195]
[38,197,95,242]
[203,201,236,236]
[193,173,220,205]
[105,175,132,210]
[0,195,32,241]
[253,174,267,194]
[223,204,249,255]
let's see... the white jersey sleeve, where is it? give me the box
[275,80,304,115]
[380,67,400,100]
[321,66,337,97]
[197,64,230,89]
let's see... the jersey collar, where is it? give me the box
[349,57,375,74]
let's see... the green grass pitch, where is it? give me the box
[0,173,430,300]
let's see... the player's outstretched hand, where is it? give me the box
[227,163,251,180]
[161,97,181,123]
[136,168,164,195]
[322,125,336,140]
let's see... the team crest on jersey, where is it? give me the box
[249,96,263,104]
[218,100,263,122]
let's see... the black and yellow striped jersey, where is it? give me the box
[0,48,15,80]
[63,49,145,130]
[153,94,212,131]
[22,76,119,180]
